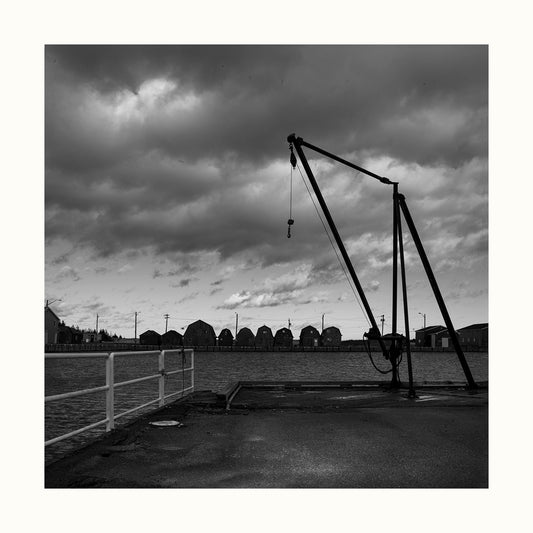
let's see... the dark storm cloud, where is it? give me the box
[46,45,487,268]
[46,45,486,166]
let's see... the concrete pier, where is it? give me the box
[45,382,488,488]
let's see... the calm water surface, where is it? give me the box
[45,350,488,464]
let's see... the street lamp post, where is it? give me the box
[134,311,140,344]
[379,314,385,335]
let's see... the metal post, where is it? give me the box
[105,353,115,431]
[397,194,477,388]
[289,135,388,358]
[396,200,416,397]
[390,184,400,386]
[134,312,138,344]
[191,350,195,392]
[159,350,165,407]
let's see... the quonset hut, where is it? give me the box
[300,325,321,347]
[161,329,183,346]
[218,328,234,347]
[274,327,293,348]
[183,320,216,347]
[255,325,274,349]
[139,330,161,346]
[321,326,341,347]
[236,327,255,347]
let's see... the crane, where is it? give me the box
[287,133,476,391]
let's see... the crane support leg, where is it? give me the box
[396,193,416,397]
[390,184,400,387]
[397,194,477,389]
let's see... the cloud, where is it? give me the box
[363,280,380,293]
[217,265,332,309]
[170,278,196,288]
[45,45,487,299]
[117,264,133,273]
[56,265,81,282]
[178,291,199,303]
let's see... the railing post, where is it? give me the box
[191,350,195,392]
[106,353,115,431]
[159,350,165,407]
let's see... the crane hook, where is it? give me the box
[287,218,294,238]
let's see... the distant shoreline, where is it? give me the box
[44,343,488,354]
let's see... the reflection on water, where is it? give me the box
[45,350,487,464]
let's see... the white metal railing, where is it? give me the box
[45,349,194,446]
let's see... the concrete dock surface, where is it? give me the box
[45,382,488,488]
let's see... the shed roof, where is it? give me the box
[415,325,446,334]
[457,323,488,331]
[45,306,61,321]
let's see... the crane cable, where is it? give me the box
[294,161,370,328]
[288,146,407,377]
[287,146,295,238]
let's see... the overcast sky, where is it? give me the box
[45,45,487,339]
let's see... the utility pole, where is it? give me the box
[134,311,139,344]
[288,318,291,330]
[164,313,170,333]
[418,312,426,329]
[379,314,385,335]
[235,313,238,339]
[321,314,325,333]
[96,313,99,333]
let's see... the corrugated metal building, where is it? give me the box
[274,327,293,348]
[415,325,447,348]
[139,330,161,346]
[183,320,216,347]
[300,325,321,347]
[218,328,234,346]
[236,327,255,347]
[161,330,183,346]
[321,326,341,346]
[457,323,488,349]
[255,325,274,349]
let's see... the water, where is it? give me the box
[45,350,487,464]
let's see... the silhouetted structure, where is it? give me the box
[218,328,234,346]
[255,325,274,349]
[321,326,342,347]
[236,327,255,347]
[415,325,446,348]
[183,319,216,347]
[300,325,321,347]
[140,330,161,346]
[57,323,83,344]
[274,327,293,348]
[161,329,183,346]
[44,306,61,344]
[457,323,488,349]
